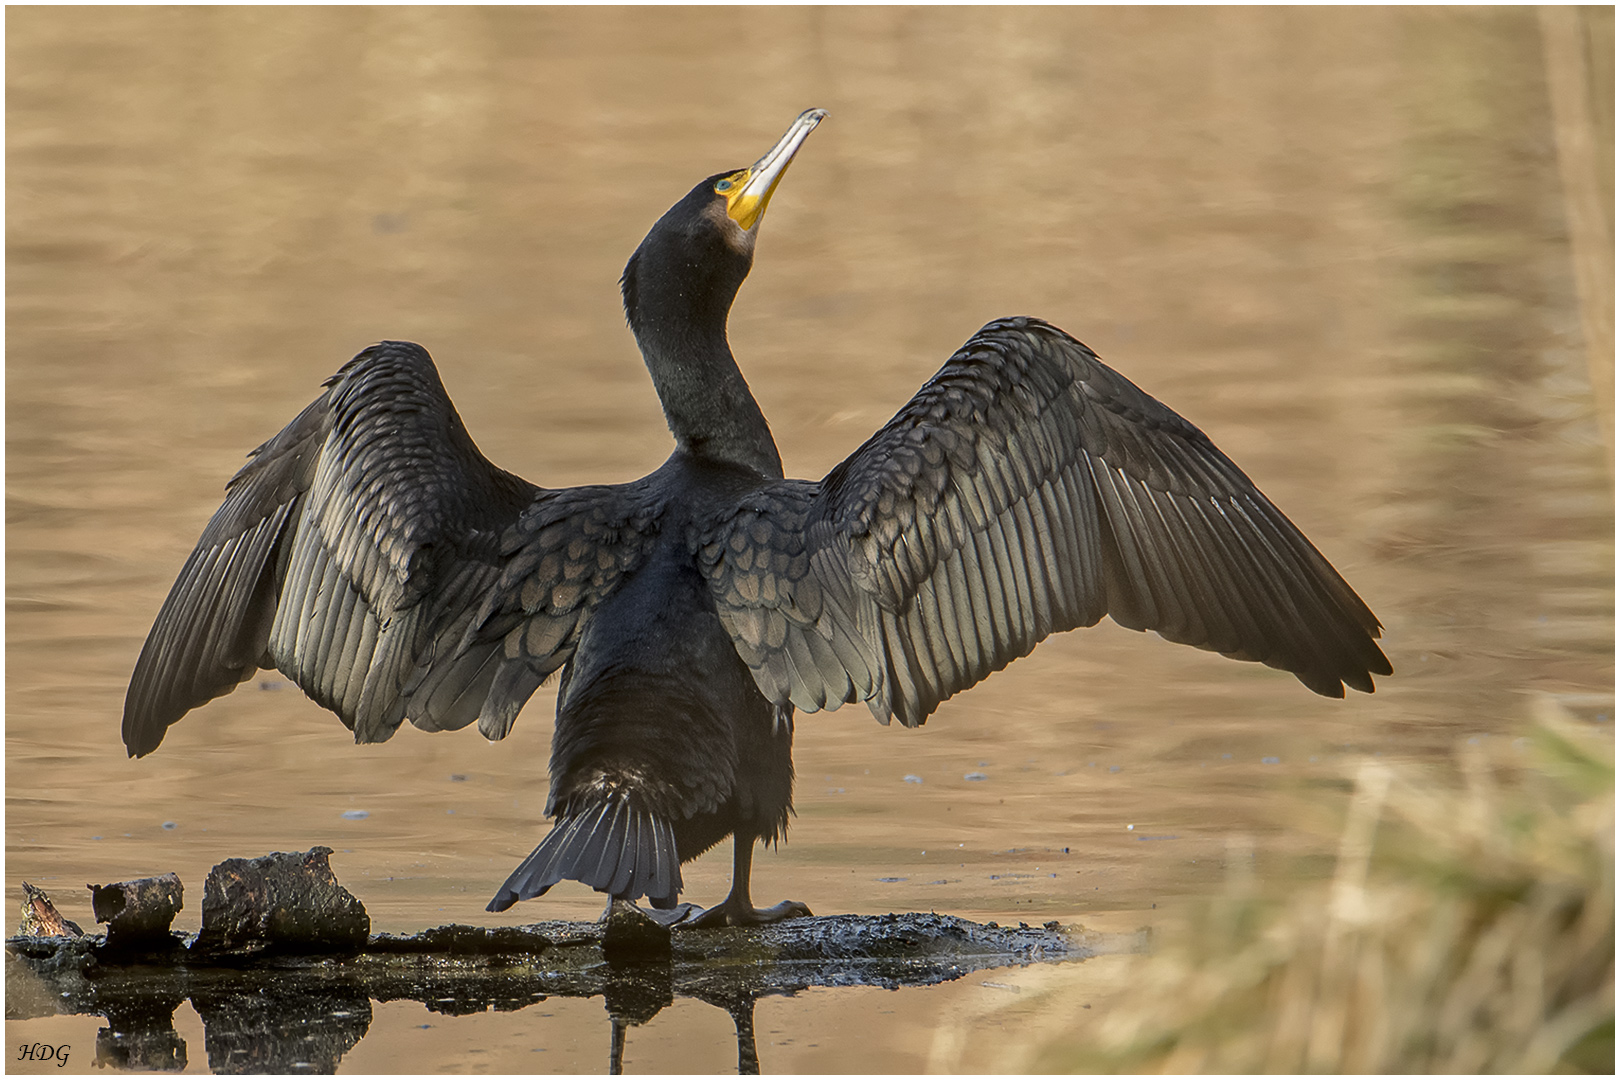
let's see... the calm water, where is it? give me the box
[7,6,1612,1073]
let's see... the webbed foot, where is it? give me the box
[637,902,705,927]
[677,897,813,928]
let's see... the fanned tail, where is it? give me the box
[485,795,681,912]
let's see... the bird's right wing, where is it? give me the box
[123,341,659,756]
[700,317,1391,729]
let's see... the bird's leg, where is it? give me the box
[679,834,812,927]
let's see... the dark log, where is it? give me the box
[192,847,368,960]
[89,872,183,951]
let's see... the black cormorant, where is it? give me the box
[123,109,1391,926]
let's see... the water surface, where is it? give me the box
[7,6,1611,1073]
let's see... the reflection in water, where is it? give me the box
[610,991,760,1075]
[192,982,370,1074]
[34,969,771,1076]
[9,913,1098,1074]
[604,960,676,1075]
[93,993,187,1072]
[7,5,1610,1072]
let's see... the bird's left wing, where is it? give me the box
[699,317,1390,729]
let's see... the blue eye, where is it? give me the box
[715,179,733,192]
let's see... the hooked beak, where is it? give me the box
[723,108,827,232]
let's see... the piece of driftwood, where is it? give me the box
[17,881,82,939]
[90,872,183,951]
[193,847,369,960]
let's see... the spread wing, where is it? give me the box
[700,317,1391,728]
[123,341,658,756]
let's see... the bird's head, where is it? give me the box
[622,109,826,335]
[707,107,828,246]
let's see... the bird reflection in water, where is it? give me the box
[122,109,1389,929]
[608,989,763,1075]
[49,955,874,1074]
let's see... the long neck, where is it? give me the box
[637,318,783,479]
[622,218,784,479]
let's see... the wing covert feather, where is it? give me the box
[458,483,663,741]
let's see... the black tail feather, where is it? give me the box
[485,796,681,912]
[608,812,639,897]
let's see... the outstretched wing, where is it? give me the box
[700,317,1391,728]
[122,341,657,756]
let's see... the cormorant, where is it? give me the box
[123,109,1391,926]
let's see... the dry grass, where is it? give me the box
[1018,700,1613,1073]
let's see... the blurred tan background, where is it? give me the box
[8,6,1611,1073]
